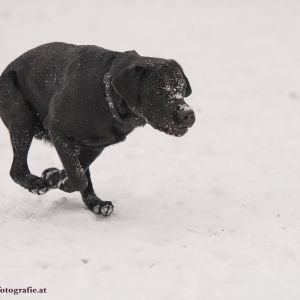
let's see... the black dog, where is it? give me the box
[0,42,195,216]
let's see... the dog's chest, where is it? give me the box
[73,132,126,148]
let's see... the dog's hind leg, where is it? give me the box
[0,72,49,195]
[9,128,49,195]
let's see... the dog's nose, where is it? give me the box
[176,106,195,127]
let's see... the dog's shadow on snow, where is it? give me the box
[42,196,85,217]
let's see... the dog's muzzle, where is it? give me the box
[175,104,195,128]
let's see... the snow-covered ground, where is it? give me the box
[1,0,300,299]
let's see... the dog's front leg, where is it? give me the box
[41,145,113,216]
[49,128,88,192]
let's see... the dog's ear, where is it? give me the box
[169,59,192,97]
[111,65,144,111]
[183,73,192,97]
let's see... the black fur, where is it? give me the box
[0,42,195,216]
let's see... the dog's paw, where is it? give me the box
[42,168,87,193]
[84,195,114,216]
[41,168,62,189]
[28,176,49,195]
[93,201,114,216]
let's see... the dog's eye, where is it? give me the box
[154,89,164,97]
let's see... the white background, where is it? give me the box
[0,0,300,299]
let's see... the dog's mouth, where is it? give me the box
[156,124,189,137]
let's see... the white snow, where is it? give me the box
[163,80,185,99]
[178,104,193,112]
[1,0,300,299]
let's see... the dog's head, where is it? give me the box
[112,58,195,137]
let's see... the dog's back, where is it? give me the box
[0,42,117,141]
[2,43,81,117]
